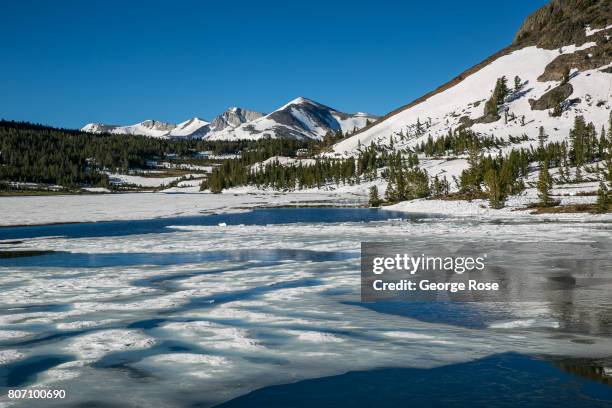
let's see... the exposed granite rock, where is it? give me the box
[528,82,574,110]
[538,38,612,81]
[474,113,501,124]
[210,108,264,131]
[139,120,176,131]
[514,0,611,49]
[456,115,476,131]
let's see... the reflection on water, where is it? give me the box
[0,355,72,387]
[554,357,612,387]
[0,208,418,240]
[0,249,356,268]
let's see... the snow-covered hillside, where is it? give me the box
[333,25,611,157]
[207,97,377,141]
[81,99,375,141]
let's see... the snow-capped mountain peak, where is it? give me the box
[171,117,210,137]
[207,97,378,141]
[278,96,320,110]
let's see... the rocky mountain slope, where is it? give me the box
[208,107,264,132]
[332,0,611,157]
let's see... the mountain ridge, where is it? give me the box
[82,98,377,141]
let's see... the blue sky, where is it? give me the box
[0,0,548,129]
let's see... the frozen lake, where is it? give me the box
[0,208,611,407]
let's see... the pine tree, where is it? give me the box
[606,111,612,183]
[415,118,423,135]
[385,179,398,203]
[538,161,552,207]
[403,167,430,199]
[514,75,522,91]
[599,126,606,159]
[560,141,570,182]
[459,142,483,194]
[484,76,508,120]
[432,175,443,196]
[570,115,587,181]
[538,126,548,150]
[484,167,506,209]
[596,181,609,213]
[369,185,381,207]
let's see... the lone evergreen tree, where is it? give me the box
[538,161,552,207]
[538,126,548,150]
[514,75,522,91]
[369,185,381,207]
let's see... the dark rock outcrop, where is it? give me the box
[538,38,612,81]
[514,0,611,49]
[529,82,574,110]
[474,113,501,124]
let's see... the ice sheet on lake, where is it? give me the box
[0,214,611,407]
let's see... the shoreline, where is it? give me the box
[2,190,611,228]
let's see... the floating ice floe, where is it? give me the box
[0,330,31,341]
[0,349,24,364]
[285,330,344,343]
[162,321,263,351]
[65,329,156,359]
[489,319,560,329]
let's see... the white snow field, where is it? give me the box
[0,211,611,407]
[0,192,365,227]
